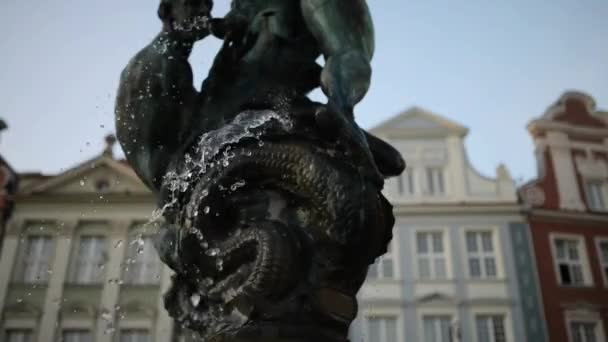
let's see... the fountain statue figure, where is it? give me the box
[115,0,405,341]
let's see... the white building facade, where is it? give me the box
[0,145,175,342]
[349,108,547,342]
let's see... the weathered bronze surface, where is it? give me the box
[115,0,404,340]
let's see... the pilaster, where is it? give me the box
[95,220,130,342]
[155,264,174,342]
[446,135,468,200]
[36,219,78,342]
[0,219,23,318]
[546,131,585,211]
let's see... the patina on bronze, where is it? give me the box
[115,0,404,341]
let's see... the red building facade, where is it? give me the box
[521,91,608,342]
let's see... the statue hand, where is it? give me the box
[158,0,213,43]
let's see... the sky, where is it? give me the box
[1,0,607,183]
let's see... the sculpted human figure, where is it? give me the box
[115,0,212,191]
[115,0,405,341]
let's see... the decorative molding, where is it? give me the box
[370,106,469,138]
[528,209,608,224]
[3,301,43,318]
[542,91,597,120]
[575,155,608,179]
[521,186,546,207]
[60,301,98,318]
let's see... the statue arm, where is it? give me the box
[115,33,199,190]
[301,0,375,116]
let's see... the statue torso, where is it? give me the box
[189,0,321,143]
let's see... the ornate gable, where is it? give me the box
[542,91,607,128]
[18,136,150,198]
[370,107,469,138]
[19,155,149,197]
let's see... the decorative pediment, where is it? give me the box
[60,301,97,317]
[4,301,42,318]
[575,155,608,179]
[371,107,469,137]
[120,301,157,317]
[532,91,608,133]
[416,292,455,304]
[19,155,149,197]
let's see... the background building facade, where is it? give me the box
[0,140,175,342]
[0,119,18,253]
[520,91,608,342]
[349,108,546,342]
[0,108,555,342]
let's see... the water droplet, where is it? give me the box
[190,294,201,307]
[203,206,210,214]
[16,298,23,303]
[79,180,85,186]
[206,248,219,257]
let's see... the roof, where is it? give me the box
[370,106,469,138]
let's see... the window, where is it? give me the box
[597,240,608,285]
[585,180,607,211]
[416,232,447,279]
[72,236,107,284]
[466,231,497,279]
[398,170,415,196]
[5,330,33,342]
[123,235,160,285]
[22,236,53,283]
[62,330,93,342]
[423,315,452,342]
[426,167,445,196]
[553,237,588,286]
[367,243,395,280]
[570,321,598,342]
[365,317,397,342]
[120,330,151,342]
[476,315,506,342]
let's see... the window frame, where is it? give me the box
[584,179,608,212]
[119,329,152,342]
[462,227,503,280]
[122,233,161,285]
[470,308,512,342]
[361,315,400,342]
[397,169,416,196]
[68,223,110,285]
[565,310,607,342]
[367,231,400,281]
[549,233,593,287]
[3,329,34,342]
[61,329,93,342]
[414,228,451,280]
[417,308,457,342]
[595,237,608,287]
[425,166,446,196]
[20,235,54,284]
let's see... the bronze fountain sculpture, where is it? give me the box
[115,0,405,341]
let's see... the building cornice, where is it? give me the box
[393,202,523,216]
[527,208,608,224]
[15,193,154,205]
[528,119,608,139]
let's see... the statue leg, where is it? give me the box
[302,0,382,181]
[301,0,374,117]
